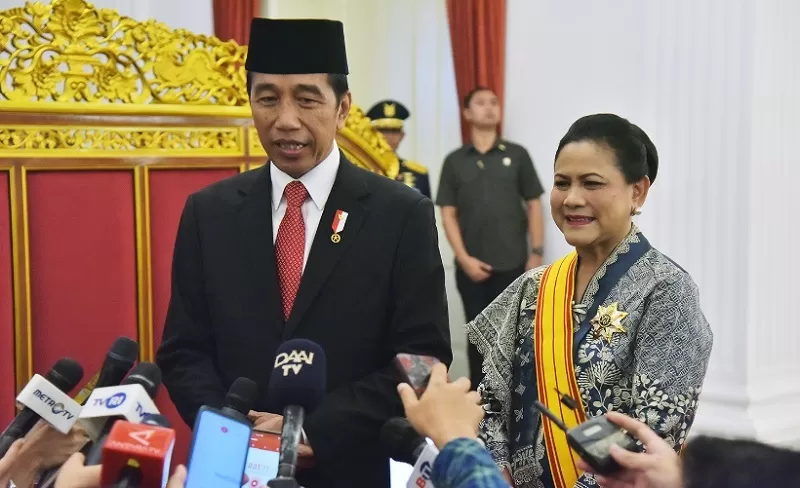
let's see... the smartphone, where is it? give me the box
[241,430,281,488]
[185,406,253,488]
[393,353,442,395]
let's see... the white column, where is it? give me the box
[505,0,800,445]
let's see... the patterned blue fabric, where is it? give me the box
[466,226,714,487]
[431,438,509,488]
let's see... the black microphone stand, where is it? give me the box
[267,406,305,488]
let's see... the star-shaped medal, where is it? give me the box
[590,302,629,342]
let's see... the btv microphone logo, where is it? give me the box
[33,389,76,420]
[274,350,314,376]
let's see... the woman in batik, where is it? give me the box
[467,114,713,488]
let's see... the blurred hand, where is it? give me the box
[248,411,283,432]
[577,412,682,488]
[459,256,492,282]
[55,452,101,488]
[526,254,542,271]
[23,421,89,469]
[250,412,314,460]
[166,464,187,488]
[397,363,484,448]
[0,439,25,487]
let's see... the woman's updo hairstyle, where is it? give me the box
[554,114,658,185]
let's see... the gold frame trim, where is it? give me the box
[1,102,252,118]
[0,126,247,158]
[19,165,147,375]
[0,166,25,391]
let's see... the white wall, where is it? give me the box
[0,0,214,35]
[265,0,467,378]
[506,0,800,445]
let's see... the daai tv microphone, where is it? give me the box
[100,413,175,488]
[266,339,327,488]
[0,357,84,457]
[79,362,162,466]
[381,417,438,488]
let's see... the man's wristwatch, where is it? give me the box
[531,247,544,257]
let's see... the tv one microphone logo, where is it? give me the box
[274,350,315,376]
[414,460,433,488]
[33,389,77,420]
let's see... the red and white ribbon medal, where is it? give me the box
[330,209,348,243]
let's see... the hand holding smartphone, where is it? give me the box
[393,353,442,396]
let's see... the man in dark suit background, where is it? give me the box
[155,18,452,488]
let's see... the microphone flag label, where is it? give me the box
[79,384,160,440]
[407,443,439,488]
[100,421,175,488]
[16,374,82,434]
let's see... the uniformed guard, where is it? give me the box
[366,99,431,198]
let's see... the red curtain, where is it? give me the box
[446,0,507,144]
[213,0,261,45]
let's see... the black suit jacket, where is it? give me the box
[156,155,452,487]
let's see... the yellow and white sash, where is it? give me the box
[534,252,587,487]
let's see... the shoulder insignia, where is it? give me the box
[402,160,428,175]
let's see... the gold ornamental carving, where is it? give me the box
[0,126,244,156]
[0,0,247,106]
[0,0,398,174]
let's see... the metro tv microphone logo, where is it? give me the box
[33,389,77,420]
[274,350,315,376]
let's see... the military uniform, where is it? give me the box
[366,99,432,199]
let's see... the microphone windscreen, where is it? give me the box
[141,413,171,428]
[267,339,326,413]
[224,377,258,415]
[122,362,161,398]
[46,358,85,393]
[106,337,139,370]
[380,417,427,465]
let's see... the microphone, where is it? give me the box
[80,362,162,465]
[0,357,84,457]
[99,415,175,488]
[222,377,258,421]
[37,338,141,486]
[74,337,140,405]
[381,417,439,488]
[267,339,327,488]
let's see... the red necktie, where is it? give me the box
[275,181,308,321]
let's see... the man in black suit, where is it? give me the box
[155,18,451,488]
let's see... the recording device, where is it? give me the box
[267,339,327,488]
[100,415,176,488]
[74,336,140,405]
[185,406,252,488]
[0,357,84,457]
[222,377,258,422]
[380,417,438,488]
[244,430,282,487]
[80,362,162,465]
[533,400,639,474]
[392,353,441,395]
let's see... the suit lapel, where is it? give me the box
[237,165,283,337]
[282,156,370,339]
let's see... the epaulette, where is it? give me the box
[401,160,428,175]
